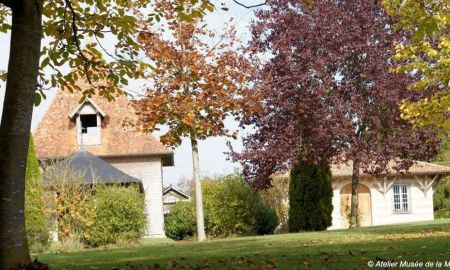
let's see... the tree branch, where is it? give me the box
[65,0,95,86]
[232,0,268,9]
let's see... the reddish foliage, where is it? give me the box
[230,0,441,190]
[132,1,253,146]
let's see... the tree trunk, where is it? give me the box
[349,158,360,228]
[190,136,207,241]
[0,0,43,268]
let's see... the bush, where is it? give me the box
[202,175,263,237]
[25,135,50,253]
[43,165,96,247]
[259,176,289,231]
[165,174,279,240]
[254,206,279,235]
[164,201,196,240]
[288,158,333,232]
[434,177,450,218]
[84,184,146,246]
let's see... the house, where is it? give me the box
[163,185,192,215]
[34,83,174,238]
[328,160,450,229]
[279,160,450,229]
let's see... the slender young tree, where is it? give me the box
[231,0,441,228]
[134,1,252,241]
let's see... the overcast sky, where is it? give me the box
[0,1,258,187]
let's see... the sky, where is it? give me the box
[0,1,259,187]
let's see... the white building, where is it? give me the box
[34,84,173,238]
[163,185,192,215]
[328,161,450,229]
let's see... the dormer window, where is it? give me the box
[80,114,97,134]
[69,99,106,146]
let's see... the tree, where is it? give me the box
[0,0,214,267]
[383,0,449,133]
[288,157,333,232]
[25,134,50,253]
[231,0,440,228]
[133,1,251,241]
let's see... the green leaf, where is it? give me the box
[41,58,50,68]
[34,93,42,106]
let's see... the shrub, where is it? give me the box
[259,176,289,230]
[254,205,279,235]
[25,135,50,253]
[288,158,333,232]
[84,184,146,246]
[434,177,450,218]
[43,165,96,247]
[164,201,196,240]
[165,174,279,240]
[202,175,263,237]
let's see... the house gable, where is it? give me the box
[34,83,173,164]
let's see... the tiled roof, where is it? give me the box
[331,160,450,178]
[34,82,172,161]
[275,160,450,179]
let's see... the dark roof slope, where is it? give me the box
[45,150,141,185]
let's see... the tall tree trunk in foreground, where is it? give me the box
[190,136,207,241]
[0,0,43,268]
[349,158,361,228]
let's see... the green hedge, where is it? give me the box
[84,185,146,246]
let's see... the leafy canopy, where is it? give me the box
[0,0,214,104]
[383,0,450,133]
[231,0,441,189]
[133,1,252,146]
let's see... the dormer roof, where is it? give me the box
[68,99,106,119]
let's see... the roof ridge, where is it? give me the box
[415,160,450,169]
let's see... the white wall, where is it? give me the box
[330,176,435,229]
[104,156,165,238]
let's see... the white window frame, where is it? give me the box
[392,184,411,214]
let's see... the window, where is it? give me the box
[393,184,410,214]
[80,114,97,134]
[77,113,101,146]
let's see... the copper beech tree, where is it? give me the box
[231,0,441,228]
[133,2,252,241]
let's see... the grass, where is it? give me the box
[37,219,450,270]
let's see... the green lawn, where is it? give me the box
[37,219,450,270]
